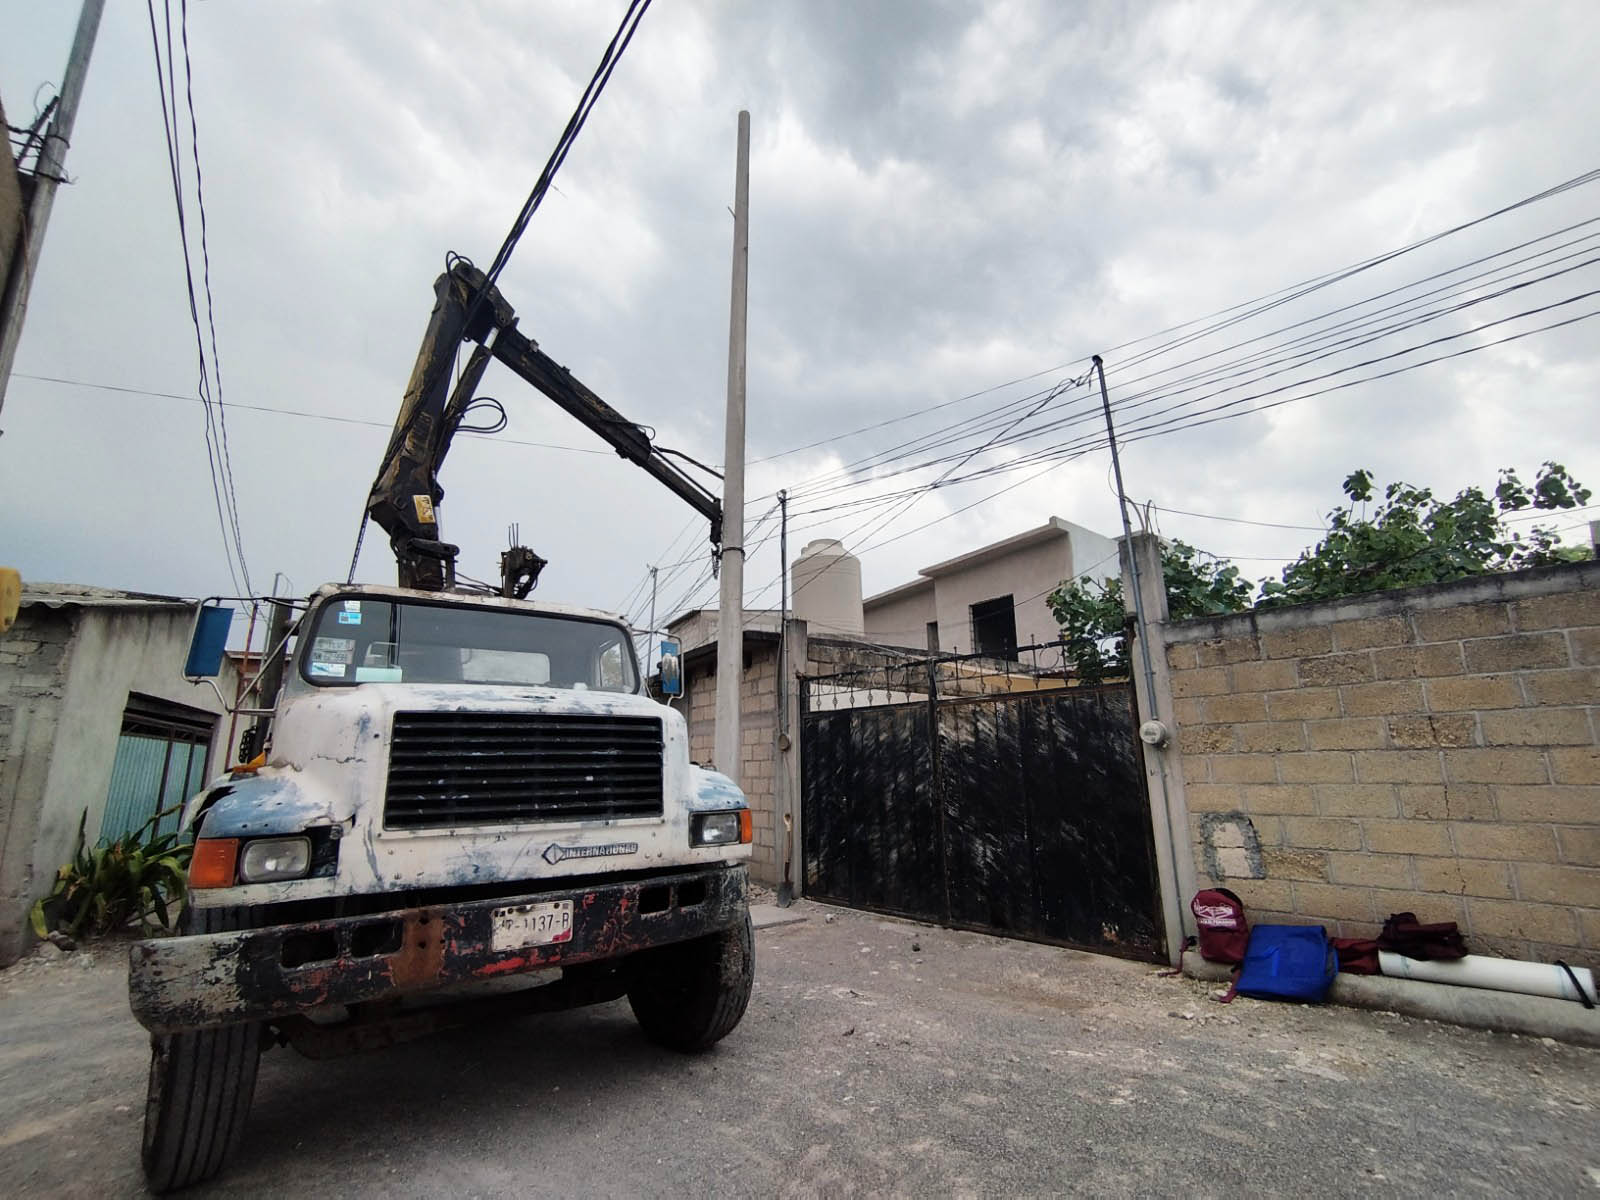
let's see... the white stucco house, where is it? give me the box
[862,517,1118,657]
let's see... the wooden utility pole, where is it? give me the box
[713,111,750,783]
[0,0,106,419]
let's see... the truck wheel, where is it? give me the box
[141,906,263,1193]
[627,913,754,1053]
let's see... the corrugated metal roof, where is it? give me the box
[20,582,193,611]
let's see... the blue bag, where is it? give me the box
[1234,924,1338,1002]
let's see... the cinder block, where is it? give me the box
[1212,754,1278,784]
[1514,862,1600,908]
[1298,652,1375,687]
[1493,785,1598,824]
[1231,879,1295,913]
[1386,715,1478,749]
[1521,668,1600,707]
[1342,681,1425,717]
[1574,628,1600,666]
[1362,818,1453,856]
[1399,784,1496,821]
[1354,750,1444,784]
[1327,851,1413,888]
[1282,816,1364,850]
[1194,635,1262,666]
[1413,857,1515,899]
[1236,723,1306,753]
[1230,659,1298,693]
[1185,782,1244,813]
[1579,906,1600,950]
[1181,755,1211,784]
[1374,643,1466,680]
[1266,688,1341,720]
[1173,697,1206,725]
[1200,693,1269,724]
[1463,633,1569,674]
[1425,674,1523,712]
[1306,718,1387,751]
[1171,667,1230,698]
[1450,822,1558,862]
[1178,724,1236,755]
[1480,708,1592,747]
[1557,826,1600,867]
[1333,616,1412,651]
[1466,898,1579,944]
[1315,783,1399,817]
[1549,748,1600,786]
[1278,751,1355,783]
[1291,881,1377,922]
[1241,785,1316,816]
[1262,626,1333,659]
[1443,748,1549,785]
[1261,847,1329,881]
[1511,592,1600,632]
[1413,603,1512,643]
[1166,643,1200,671]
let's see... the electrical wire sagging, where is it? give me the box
[144,0,252,595]
[349,0,657,581]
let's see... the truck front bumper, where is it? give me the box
[128,865,747,1034]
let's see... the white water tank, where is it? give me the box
[791,538,864,635]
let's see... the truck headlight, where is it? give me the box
[691,810,751,847]
[237,836,312,883]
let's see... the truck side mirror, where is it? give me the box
[185,603,234,678]
[659,649,682,697]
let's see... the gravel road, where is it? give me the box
[2,901,1595,1197]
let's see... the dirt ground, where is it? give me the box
[1,900,1596,1197]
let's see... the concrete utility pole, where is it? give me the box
[714,110,750,783]
[0,0,106,419]
[646,564,658,676]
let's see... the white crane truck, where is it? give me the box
[126,262,753,1191]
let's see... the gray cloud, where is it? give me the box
[2,0,1596,628]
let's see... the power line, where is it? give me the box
[743,169,1600,484]
[353,0,657,577]
[144,0,250,595]
[11,372,617,455]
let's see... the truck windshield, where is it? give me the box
[301,596,637,692]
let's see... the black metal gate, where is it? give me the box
[800,647,1165,961]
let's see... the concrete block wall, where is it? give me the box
[1163,562,1598,969]
[681,643,780,884]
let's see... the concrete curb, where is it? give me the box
[750,904,807,931]
[1182,953,1600,1048]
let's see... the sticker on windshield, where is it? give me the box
[343,600,361,612]
[311,637,355,665]
[337,612,363,626]
[309,661,347,678]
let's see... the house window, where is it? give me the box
[926,621,940,653]
[970,595,1018,660]
[99,695,217,842]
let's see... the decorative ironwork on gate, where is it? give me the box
[800,640,1165,962]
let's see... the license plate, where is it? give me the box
[490,900,574,952]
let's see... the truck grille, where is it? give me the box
[383,712,665,830]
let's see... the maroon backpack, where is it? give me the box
[1191,888,1249,965]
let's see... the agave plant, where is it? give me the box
[29,806,193,940]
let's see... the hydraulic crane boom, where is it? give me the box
[367,262,723,596]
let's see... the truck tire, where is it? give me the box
[627,912,754,1053]
[141,906,264,1193]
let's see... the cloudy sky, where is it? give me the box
[4,0,1597,641]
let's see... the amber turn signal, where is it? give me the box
[189,838,240,889]
[739,809,753,845]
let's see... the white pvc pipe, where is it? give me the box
[1379,951,1596,1004]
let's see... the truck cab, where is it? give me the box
[129,584,753,1192]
